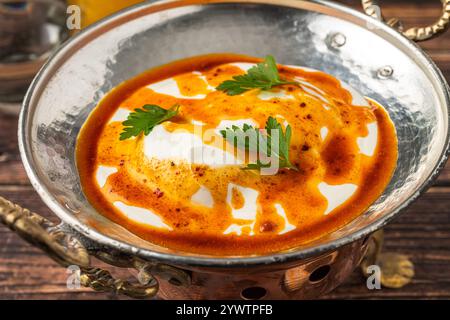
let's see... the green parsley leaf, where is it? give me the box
[120,104,179,140]
[264,116,297,171]
[220,123,259,152]
[216,55,297,96]
[220,116,298,172]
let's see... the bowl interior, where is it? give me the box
[20,0,450,263]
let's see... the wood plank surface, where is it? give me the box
[1,0,450,299]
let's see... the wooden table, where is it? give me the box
[1,0,449,299]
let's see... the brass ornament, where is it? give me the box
[362,0,450,42]
[92,250,191,288]
[0,196,90,268]
[80,267,159,299]
[360,230,415,289]
[0,196,190,299]
[378,253,415,289]
[134,260,192,287]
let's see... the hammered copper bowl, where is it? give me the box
[2,0,450,299]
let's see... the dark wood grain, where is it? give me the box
[1,0,450,299]
[1,185,450,299]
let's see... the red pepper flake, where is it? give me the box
[153,188,164,198]
[194,166,206,177]
[260,221,276,233]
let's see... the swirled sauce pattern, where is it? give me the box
[76,54,397,255]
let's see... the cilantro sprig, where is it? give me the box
[220,117,298,171]
[120,104,179,140]
[216,55,297,96]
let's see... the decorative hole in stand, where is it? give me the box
[309,265,331,283]
[240,286,267,300]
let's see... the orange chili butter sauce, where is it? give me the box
[76,53,398,256]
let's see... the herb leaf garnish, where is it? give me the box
[216,55,297,96]
[220,117,298,172]
[220,123,259,152]
[120,104,179,140]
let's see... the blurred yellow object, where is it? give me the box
[67,0,144,28]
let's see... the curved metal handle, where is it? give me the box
[0,196,162,299]
[362,0,450,41]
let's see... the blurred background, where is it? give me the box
[0,0,449,299]
[0,0,145,113]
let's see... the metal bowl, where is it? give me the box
[8,0,450,299]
